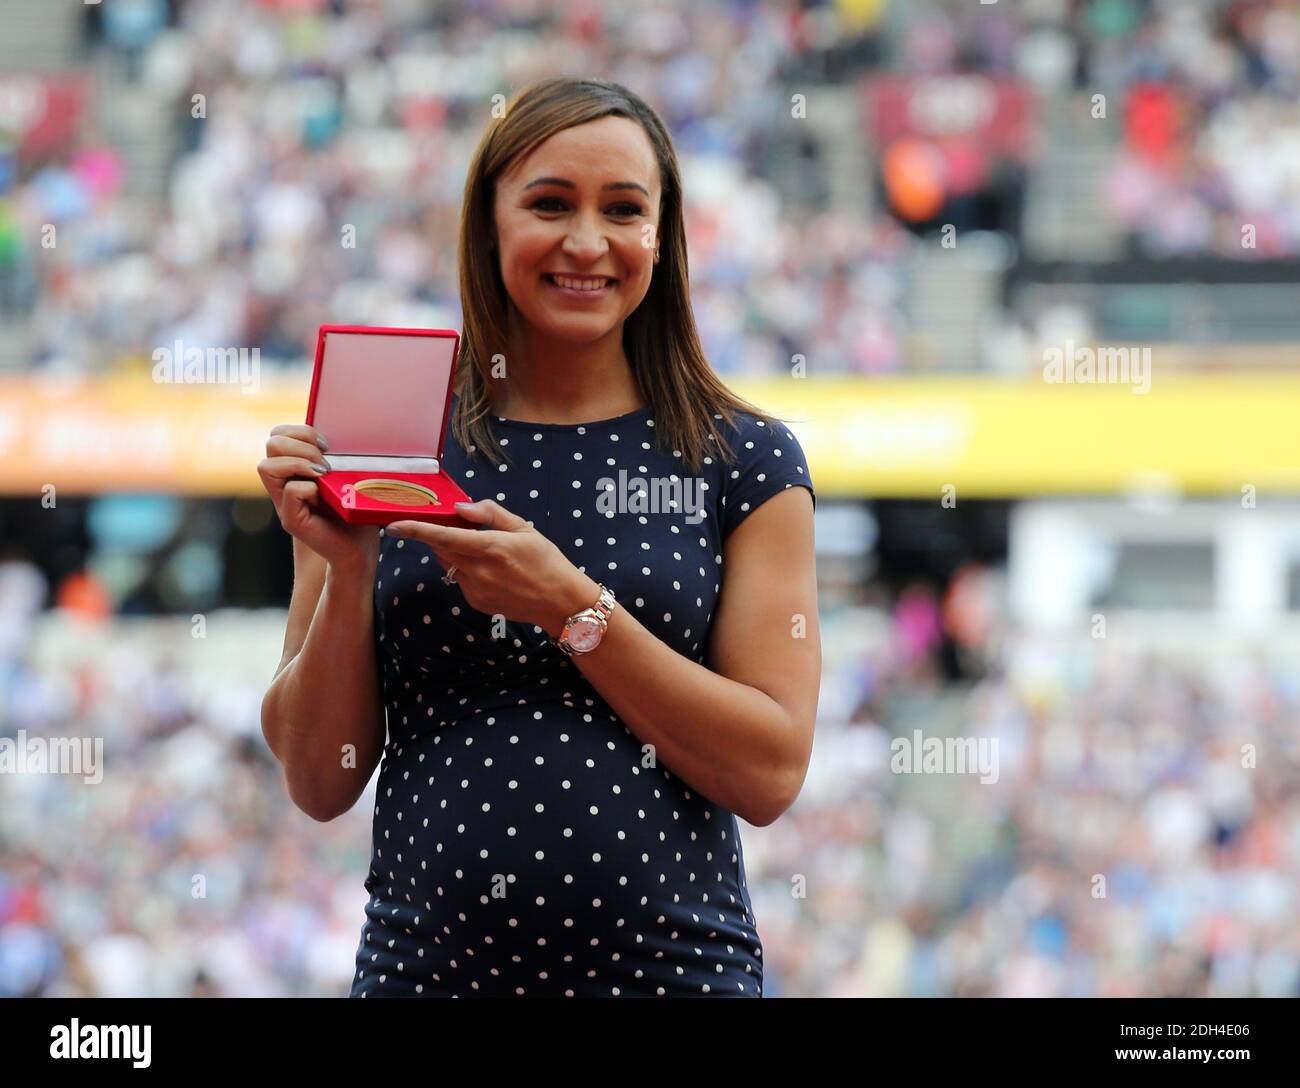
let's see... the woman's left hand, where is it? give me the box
[384,499,599,636]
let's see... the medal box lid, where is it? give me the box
[306,325,459,473]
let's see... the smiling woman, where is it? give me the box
[450,77,776,456]
[477,112,663,428]
[520,171,649,299]
[260,76,820,999]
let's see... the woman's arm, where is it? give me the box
[260,537,387,822]
[549,486,820,827]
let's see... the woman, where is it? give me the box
[259,77,820,997]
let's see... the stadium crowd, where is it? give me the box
[1,551,1296,997]
[7,0,913,377]
[9,1,1300,380]
[4,0,1300,1000]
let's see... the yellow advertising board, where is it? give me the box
[0,371,1296,498]
[734,374,1300,497]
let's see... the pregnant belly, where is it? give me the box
[366,709,755,959]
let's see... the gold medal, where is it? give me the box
[354,479,441,506]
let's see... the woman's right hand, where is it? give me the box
[258,424,380,577]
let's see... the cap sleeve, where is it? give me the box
[718,412,816,539]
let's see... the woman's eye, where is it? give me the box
[530,198,642,217]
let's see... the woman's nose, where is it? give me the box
[562,214,609,257]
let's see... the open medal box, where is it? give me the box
[305,325,474,527]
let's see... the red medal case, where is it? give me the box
[305,325,474,527]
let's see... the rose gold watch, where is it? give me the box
[553,584,617,655]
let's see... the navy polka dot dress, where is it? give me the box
[350,393,816,997]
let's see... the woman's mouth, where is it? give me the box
[542,273,617,299]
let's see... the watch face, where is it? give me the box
[566,616,603,652]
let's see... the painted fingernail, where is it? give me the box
[311,462,330,473]
[316,434,330,451]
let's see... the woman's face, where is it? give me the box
[492,115,661,345]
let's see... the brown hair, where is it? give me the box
[452,75,784,473]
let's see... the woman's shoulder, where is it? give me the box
[709,405,811,466]
[711,405,816,536]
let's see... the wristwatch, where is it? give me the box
[553,584,617,655]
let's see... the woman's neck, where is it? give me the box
[490,318,645,424]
